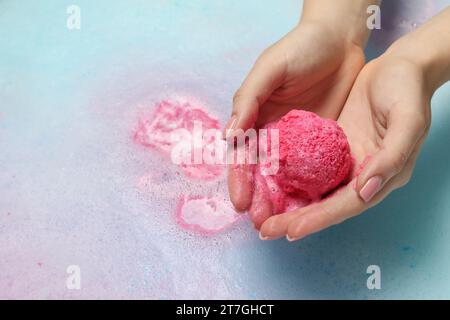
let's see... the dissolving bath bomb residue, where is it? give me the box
[251,110,353,221]
[133,99,241,235]
[133,100,224,180]
[176,196,241,235]
[274,110,352,201]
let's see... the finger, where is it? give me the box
[225,53,285,138]
[286,182,366,241]
[259,206,312,240]
[286,176,404,242]
[249,169,273,230]
[264,132,427,242]
[228,164,253,212]
[356,107,427,202]
[387,132,426,190]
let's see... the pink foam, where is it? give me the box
[176,196,241,235]
[251,110,352,216]
[254,162,310,216]
[133,100,224,180]
[133,100,242,236]
[275,110,352,201]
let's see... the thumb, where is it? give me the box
[224,53,285,138]
[357,108,427,202]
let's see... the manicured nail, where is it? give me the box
[286,235,299,242]
[223,115,237,140]
[359,176,383,202]
[259,232,269,241]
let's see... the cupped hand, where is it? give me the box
[259,53,432,241]
[226,22,365,224]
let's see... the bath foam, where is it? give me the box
[133,100,224,180]
[133,99,240,235]
[176,196,241,235]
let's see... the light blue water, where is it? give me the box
[1,0,450,299]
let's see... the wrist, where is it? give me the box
[297,19,365,53]
[384,7,450,93]
[300,0,378,49]
[385,36,441,95]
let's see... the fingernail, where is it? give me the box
[259,232,269,240]
[286,235,299,242]
[359,176,383,202]
[223,115,237,140]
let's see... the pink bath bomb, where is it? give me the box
[275,110,352,200]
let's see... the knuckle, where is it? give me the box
[400,172,413,187]
[254,55,268,70]
[317,204,344,225]
[392,171,412,190]
[396,177,409,189]
[411,115,428,135]
[405,109,430,135]
[390,151,408,174]
[233,90,244,105]
[255,48,275,68]
[259,48,272,60]
[318,203,333,218]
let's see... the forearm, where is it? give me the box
[386,6,450,93]
[301,0,380,47]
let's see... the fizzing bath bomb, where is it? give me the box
[274,110,352,200]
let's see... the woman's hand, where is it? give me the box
[226,21,366,219]
[259,52,432,241]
